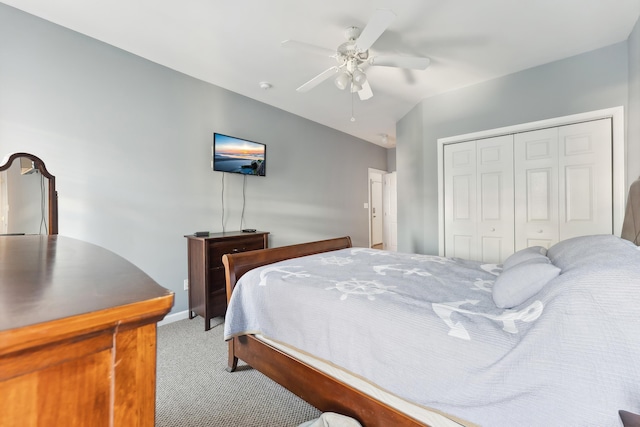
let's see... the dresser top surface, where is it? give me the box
[0,235,173,334]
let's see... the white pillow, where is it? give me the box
[502,246,548,270]
[492,257,561,308]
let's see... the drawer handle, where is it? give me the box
[232,248,240,253]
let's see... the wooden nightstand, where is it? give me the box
[185,231,269,330]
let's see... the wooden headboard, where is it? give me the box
[622,178,640,245]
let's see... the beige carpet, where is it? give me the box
[155,318,321,427]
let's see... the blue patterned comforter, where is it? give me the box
[224,235,640,427]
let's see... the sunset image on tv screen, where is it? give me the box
[213,134,265,176]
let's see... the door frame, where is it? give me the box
[368,168,387,248]
[382,171,398,252]
[436,106,625,256]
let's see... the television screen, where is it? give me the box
[212,133,266,176]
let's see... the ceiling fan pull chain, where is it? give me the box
[350,91,356,122]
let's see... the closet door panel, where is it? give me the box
[444,141,476,259]
[527,168,552,221]
[443,113,616,262]
[558,119,613,239]
[565,166,593,221]
[476,135,514,263]
[451,235,473,259]
[514,128,559,250]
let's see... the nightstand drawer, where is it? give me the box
[208,237,265,265]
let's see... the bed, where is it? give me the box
[222,234,640,426]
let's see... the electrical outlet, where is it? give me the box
[183,279,189,291]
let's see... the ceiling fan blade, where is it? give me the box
[354,9,396,52]
[358,80,373,100]
[296,66,339,92]
[281,40,336,58]
[369,55,431,70]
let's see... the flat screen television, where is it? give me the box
[212,133,266,176]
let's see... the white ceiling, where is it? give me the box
[2,0,640,147]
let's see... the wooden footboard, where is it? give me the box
[222,236,431,427]
[231,334,428,427]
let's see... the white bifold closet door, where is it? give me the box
[444,118,612,262]
[514,118,612,251]
[513,127,560,249]
[444,135,514,263]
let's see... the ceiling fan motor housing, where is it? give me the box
[337,41,368,63]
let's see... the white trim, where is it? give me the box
[368,168,387,248]
[437,106,625,256]
[158,309,190,326]
[437,139,446,256]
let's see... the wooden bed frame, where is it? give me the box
[222,236,434,427]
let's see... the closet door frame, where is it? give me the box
[436,106,625,257]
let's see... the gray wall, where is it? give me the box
[0,4,388,314]
[386,147,396,172]
[396,102,424,253]
[629,17,640,183]
[397,41,630,255]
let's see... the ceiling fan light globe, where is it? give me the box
[334,73,350,90]
[350,82,363,93]
[352,69,367,85]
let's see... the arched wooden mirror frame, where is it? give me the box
[0,152,58,235]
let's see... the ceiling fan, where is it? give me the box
[282,9,430,101]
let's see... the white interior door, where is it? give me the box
[514,118,613,250]
[444,140,477,259]
[370,176,383,246]
[476,135,514,263]
[445,136,514,262]
[558,118,613,239]
[383,172,397,252]
[514,127,560,250]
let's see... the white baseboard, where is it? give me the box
[158,309,189,326]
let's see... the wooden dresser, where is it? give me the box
[0,235,174,427]
[185,231,268,330]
